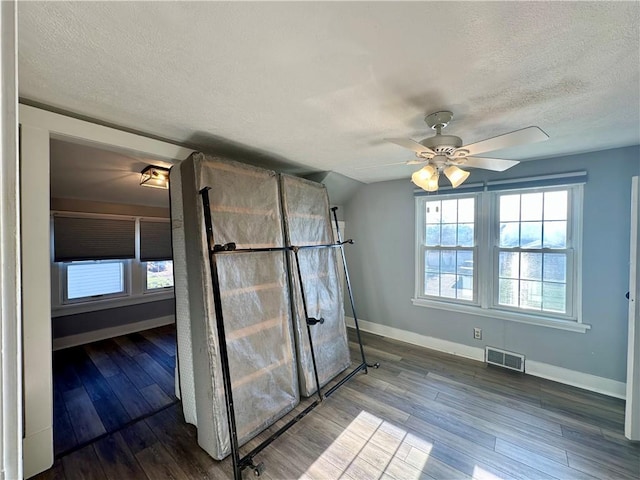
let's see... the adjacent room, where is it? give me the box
[3,1,639,479]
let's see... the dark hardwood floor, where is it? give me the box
[52,325,178,457]
[40,326,639,480]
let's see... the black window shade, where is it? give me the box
[54,216,136,262]
[140,220,172,262]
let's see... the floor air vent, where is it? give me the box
[485,346,525,372]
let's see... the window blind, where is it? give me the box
[140,220,172,262]
[54,216,136,262]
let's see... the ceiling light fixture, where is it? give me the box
[410,164,436,190]
[426,173,440,192]
[443,165,471,188]
[140,165,170,189]
[411,163,470,193]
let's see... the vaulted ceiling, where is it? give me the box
[18,1,640,203]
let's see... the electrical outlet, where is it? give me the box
[473,327,482,340]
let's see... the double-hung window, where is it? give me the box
[495,189,573,316]
[414,175,584,328]
[419,195,476,302]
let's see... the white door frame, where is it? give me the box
[1,1,22,478]
[19,104,193,477]
[626,176,640,440]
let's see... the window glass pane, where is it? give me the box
[441,251,456,273]
[426,201,441,224]
[520,280,542,310]
[500,195,520,222]
[457,277,474,300]
[520,222,542,248]
[521,252,542,281]
[440,273,457,298]
[543,283,566,313]
[500,222,520,247]
[424,272,440,296]
[67,261,124,300]
[457,223,474,247]
[499,252,519,278]
[499,279,519,306]
[521,193,543,221]
[425,250,440,272]
[544,191,567,220]
[441,225,457,246]
[458,198,475,223]
[543,253,566,282]
[543,221,567,248]
[146,260,174,290]
[441,199,458,223]
[426,225,440,245]
[456,251,474,300]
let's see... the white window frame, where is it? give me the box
[413,183,587,333]
[142,259,174,293]
[415,192,480,306]
[60,259,131,304]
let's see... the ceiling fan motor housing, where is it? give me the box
[420,135,463,156]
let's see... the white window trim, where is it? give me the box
[60,259,131,304]
[413,184,588,333]
[142,260,175,294]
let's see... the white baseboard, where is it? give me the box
[52,315,175,350]
[346,316,626,400]
[526,360,626,399]
[346,316,484,362]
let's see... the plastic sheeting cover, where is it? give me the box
[281,175,351,397]
[172,153,299,460]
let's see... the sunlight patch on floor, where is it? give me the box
[303,410,434,479]
[472,465,505,480]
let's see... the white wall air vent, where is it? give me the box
[485,346,525,373]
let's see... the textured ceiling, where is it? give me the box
[19,1,640,197]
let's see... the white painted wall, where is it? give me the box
[18,104,193,477]
[1,1,22,478]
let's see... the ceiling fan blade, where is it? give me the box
[353,159,425,170]
[460,126,549,156]
[463,157,520,171]
[385,138,436,156]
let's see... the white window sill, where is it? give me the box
[52,289,174,318]
[411,297,590,333]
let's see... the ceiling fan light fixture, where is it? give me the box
[140,165,170,189]
[444,165,470,188]
[426,173,440,192]
[411,164,436,189]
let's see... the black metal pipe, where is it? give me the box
[199,188,243,480]
[211,245,291,255]
[323,362,368,398]
[330,207,371,372]
[293,241,351,251]
[239,399,320,466]
[292,248,324,403]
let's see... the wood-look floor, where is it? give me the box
[52,325,178,457]
[38,326,639,480]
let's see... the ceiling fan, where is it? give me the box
[386,111,549,192]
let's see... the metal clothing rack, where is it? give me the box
[199,187,379,479]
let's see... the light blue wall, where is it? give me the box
[344,146,640,382]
